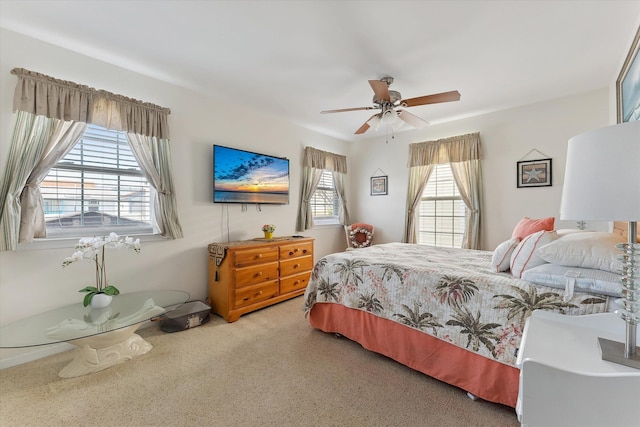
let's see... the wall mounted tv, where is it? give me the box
[213,145,290,204]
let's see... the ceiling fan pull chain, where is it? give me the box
[384,125,396,144]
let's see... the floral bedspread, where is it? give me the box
[304,243,610,367]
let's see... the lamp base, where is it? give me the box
[598,337,640,369]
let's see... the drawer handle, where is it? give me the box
[289,251,294,256]
[256,254,262,259]
[243,290,262,302]
[302,249,308,254]
[294,263,300,269]
[294,280,300,285]
[255,271,263,277]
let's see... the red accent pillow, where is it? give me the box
[511,217,555,240]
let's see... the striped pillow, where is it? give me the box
[491,237,520,272]
[510,230,558,278]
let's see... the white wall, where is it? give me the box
[348,89,611,250]
[0,29,350,365]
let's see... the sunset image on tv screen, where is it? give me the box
[214,145,289,204]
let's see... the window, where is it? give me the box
[418,164,466,248]
[310,170,340,224]
[42,124,153,237]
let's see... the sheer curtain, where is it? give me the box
[0,68,181,251]
[332,171,350,225]
[296,167,323,231]
[403,164,433,243]
[0,113,85,250]
[404,132,483,248]
[127,134,183,238]
[19,120,88,243]
[296,146,350,231]
[451,159,483,249]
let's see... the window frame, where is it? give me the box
[417,164,466,248]
[40,124,155,241]
[310,170,340,226]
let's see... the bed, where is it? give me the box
[303,237,618,408]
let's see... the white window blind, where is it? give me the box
[42,124,153,237]
[310,170,339,223]
[418,164,466,248]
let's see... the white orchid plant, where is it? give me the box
[63,232,141,307]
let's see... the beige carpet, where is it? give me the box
[0,297,519,426]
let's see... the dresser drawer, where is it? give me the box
[234,281,279,309]
[280,271,310,294]
[280,255,313,277]
[234,247,278,267]
[279,241,313,260]
[234,262,279,288]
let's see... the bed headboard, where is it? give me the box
[613,221,640,243]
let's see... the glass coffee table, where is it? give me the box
[0,290,189,378]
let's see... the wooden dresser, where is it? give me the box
[207,237,314,322]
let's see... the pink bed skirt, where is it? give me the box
[308,302,519,408]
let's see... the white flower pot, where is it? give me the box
[90,293,113,309]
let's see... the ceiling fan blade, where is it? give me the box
[321,106,375,114]
[355,122,370,135]
[400,90,461,108]
[369,80,390,102]
[397,110,429,129]
[355,114,379,134]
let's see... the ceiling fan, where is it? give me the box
[321,77,461,135]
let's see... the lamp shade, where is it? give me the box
[560,121,640,221]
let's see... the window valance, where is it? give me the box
[11,68,171,139]
[409,132,481,167]
[303,146,347,174]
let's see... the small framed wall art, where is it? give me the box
[370,175,388,195]
[517,158,552,188]
[616,25,639,123]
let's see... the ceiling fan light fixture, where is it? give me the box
[391,116,405,131]
[381,108,397,125]
[367,114,382,131]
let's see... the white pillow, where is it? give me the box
[522,264,622,297]
[536,232,625,273]
[556,229,587,237]
[491,237,520,272]
[510,230,558,278]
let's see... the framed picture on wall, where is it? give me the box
[517,158,552,188]
[616,26,640,123]
[370,175,388,195]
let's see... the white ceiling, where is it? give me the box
[1,1,639,141]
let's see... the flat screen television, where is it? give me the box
[213,145,290,204]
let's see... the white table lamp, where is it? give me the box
[560,120,640,369]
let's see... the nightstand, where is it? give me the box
[516,310,640,427]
